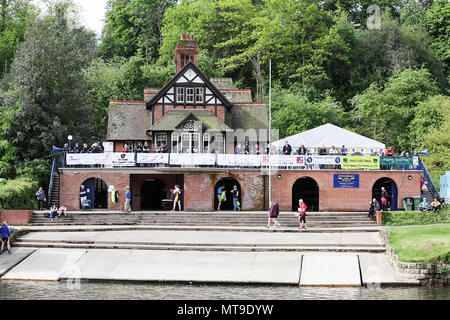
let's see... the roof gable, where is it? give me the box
[147,61,232,109]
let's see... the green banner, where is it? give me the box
[341,156,380,170]
[380,156,413,166]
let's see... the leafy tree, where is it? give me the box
[426,0,450,74]
[2,2,97,167]
[351,68,440,152]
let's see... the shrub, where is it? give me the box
[0,177,39,213]
[382,210,450,226]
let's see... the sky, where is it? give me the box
[33,0,108,36]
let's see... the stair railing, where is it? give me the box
[419,157,440,199]
[48,158,57,207]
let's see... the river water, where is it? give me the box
[0,281,448,300]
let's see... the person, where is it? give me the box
[319,146,327,155]
[143,141,151,153]
[124,186,132,213]
[297,199,307,229]
[244,142,250,155]
[421,181,428,194]
[49,204,58,222]
[71,143,80,153]
[254,143,260,155]
[385,147,394,156]
[298,145,307,155]
[0,221,12,254]
[80,185,88,208]
[340,145,347,156]
[266,202,280,228]
[329,145,338,155]
[161,141,169,153]
[234,144,242,155]
[217,185,226,211]
[282,141,292,155]
[172,185,182,211]
[80,143,89,153]
[368,198,381,220]
[381,187,390,211]
[58,205,67,217]
[122,143,130,152]
[431,198,441,213]
[36,187,46,211]
[232,185,241,211]
[418,197,431,212]
[135,143,143,153]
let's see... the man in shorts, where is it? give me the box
[297,199,307,230]
[217,185,226,211]
[0,221,11,254]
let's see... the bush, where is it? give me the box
[0,177,39,212]
[382,210,450,226]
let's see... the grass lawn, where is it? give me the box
[382,209,449,226]
[387,224,450,263]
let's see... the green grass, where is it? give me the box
[382,209,450,226]
[387,224,450,263]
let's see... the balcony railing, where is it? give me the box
[63,152,421,171]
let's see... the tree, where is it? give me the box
[426,0,450,74]
[2,2,97,164]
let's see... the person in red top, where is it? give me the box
[297,199,307,229]
[385,147,394,156]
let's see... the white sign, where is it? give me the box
[305,155,341,165]
[169,153,216,166]
[217,154,261,167]
[261,155,305,166]
[137,153,169,164]
[111,153,135,167]
[66,153,111,165]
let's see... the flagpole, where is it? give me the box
[268,59,272,206]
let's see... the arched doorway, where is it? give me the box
[80,178,108,209]
[214,178,241,211]
[372,178,398,211]
[141,179,167,210]
[292,177,319,212]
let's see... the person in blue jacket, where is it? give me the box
[0,221,11,254]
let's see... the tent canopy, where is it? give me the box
[272,123,385,150]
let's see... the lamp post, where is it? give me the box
[67,135,73,150]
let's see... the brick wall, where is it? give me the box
[59,170,130,211]
[0,210,34,226]
[270,170,421,212]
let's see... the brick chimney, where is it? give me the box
[175,32,199,73]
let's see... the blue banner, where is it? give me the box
[333,174,359,188]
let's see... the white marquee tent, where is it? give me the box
[271,123,385,153]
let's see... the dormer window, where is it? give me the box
[176,87,184,103]
[186,88,194,103]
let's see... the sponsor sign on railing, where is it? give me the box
[66,153,112,165]
[169,153,216,166]
[261,155,305,166]
[380,156,413,166]
[217,154,261,167]
[137,153,169,164]
[305,155,341,165]
[341,156,380,170]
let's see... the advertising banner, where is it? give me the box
[217,154,261,167]
[341,156,380,170]
[66,153,111,165]
[111,153,135,166]
[380,156,413,166]
[261,155,305,167]
[333,174,360,188]
[137,153,169,164]
[169,153,216,166]
[305,155,341,165]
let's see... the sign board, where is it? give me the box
[217,154,261,167]
[111,153,135,167]
[169,153,216,166]
[137,153,169,164]
[333,174,360,188]
[380,156,413,166]
[305,156,341,165]
[66,153,111,165]
[261,155,305,166]
[341,156,380,170]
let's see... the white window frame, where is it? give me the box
[155,133,167,148]
[171,133,180,153]
[176,87,184,103]
[186,87,194,103]
[196,87,204,103]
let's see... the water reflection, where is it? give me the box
[0,281,448,300]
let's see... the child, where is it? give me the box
[0,221,11,254]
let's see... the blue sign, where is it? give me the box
[333,174,359,188]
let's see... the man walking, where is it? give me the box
[124,186,132,213]
[0,221,11,254]
[80,185,87,209]
[217,185,226,211]
[232,185,240,211]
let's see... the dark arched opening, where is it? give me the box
[372,178,398,211]
[292,177,319,212]
[141,179,167,210]
[80,178,107,209]
[214,178,241,211]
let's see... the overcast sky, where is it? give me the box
[33,0,108,36]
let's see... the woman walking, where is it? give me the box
[297,199,307,229]
[36,187,46,211]
[266,202,280,228]
[172,185,182,211]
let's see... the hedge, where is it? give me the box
[382,209,450,226]
[0,177,39,215]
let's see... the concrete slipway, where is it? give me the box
[0,229,417,286]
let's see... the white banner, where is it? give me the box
[66,153,111,165]
[169,153,216,166]
[305,155,341,165]
[261,155,305,166]
[217,154,261,167]
[111,153,135,167]
[137,153,169,164]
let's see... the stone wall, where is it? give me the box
[380,230,449,285]
[0,210,34,226]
